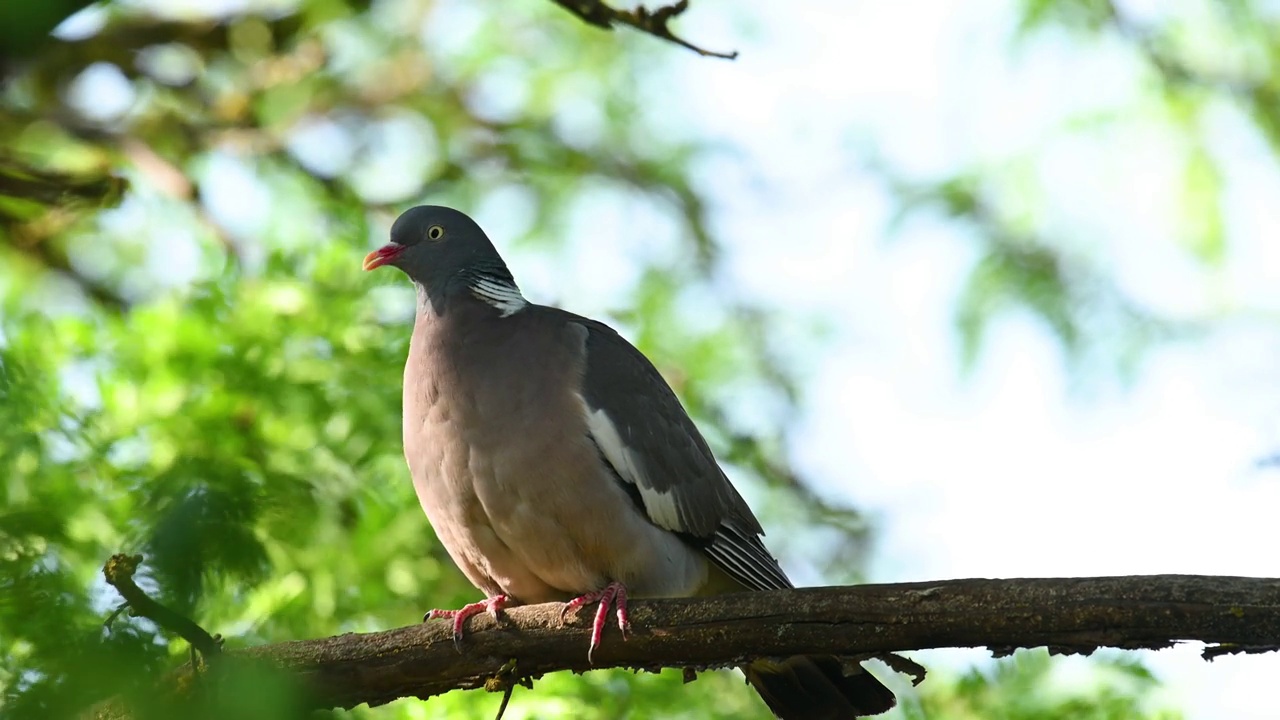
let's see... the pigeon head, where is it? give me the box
[364,205,526,315]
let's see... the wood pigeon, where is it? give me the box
[364,205,896,719]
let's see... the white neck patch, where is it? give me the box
[469,278,528,317]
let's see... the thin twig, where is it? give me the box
[103,602,130,631]
[486,658,526,720]
[494,684,515,720]
[550,0,737,59]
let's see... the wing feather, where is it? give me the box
[563,312,790,593]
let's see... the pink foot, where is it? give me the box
[425,594,508,647]
[560,581,630,662]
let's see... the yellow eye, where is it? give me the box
[427,225,445,241]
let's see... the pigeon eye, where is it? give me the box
[427,225,445,241]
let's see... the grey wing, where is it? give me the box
[569,315,792,592]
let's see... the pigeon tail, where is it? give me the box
[745,655,896,720]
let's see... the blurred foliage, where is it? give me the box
[878,0,1280,378]
[0,0,862,717]
[904,650,1181,720]
[0,0,1259,717]
[884,172,1185,376]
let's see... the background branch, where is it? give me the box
[550,0,737,58]
[89,575,1280,718]
[102,554,223,660]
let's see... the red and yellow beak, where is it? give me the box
[363,243,405,271]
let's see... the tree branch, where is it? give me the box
[550,0,738,59]
[102,553,223,660]
[89,575,1280,718]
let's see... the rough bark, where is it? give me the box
[89,574,1280,718]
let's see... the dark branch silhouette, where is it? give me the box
[550,0,737,59]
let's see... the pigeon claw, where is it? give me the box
[561,581,630,663]
[425,594,508,649]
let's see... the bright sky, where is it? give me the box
[654,0,1280,718]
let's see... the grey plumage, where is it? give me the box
[366,205,896,719]
[403,298,710,602]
